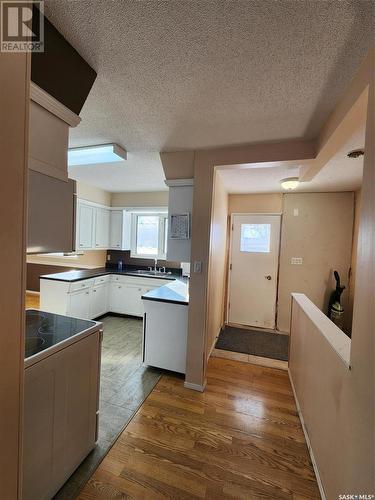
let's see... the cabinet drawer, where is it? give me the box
[94,275,110,286]
[70,279,93,292]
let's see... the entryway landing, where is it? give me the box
[214,325,289,370]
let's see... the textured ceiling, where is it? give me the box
[218,126,365,193]
[45,0,374,192]
[68,151,167,192]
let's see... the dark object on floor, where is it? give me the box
[216,325,289,361]
[328,270,346,332]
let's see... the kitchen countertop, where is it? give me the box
[141,279,189,305]
[25,309,101,367]
[40,266,181,283]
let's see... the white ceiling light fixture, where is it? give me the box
[68,144,127,166]
[280,177,300,190]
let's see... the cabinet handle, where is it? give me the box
[118,286,122,289]
[79,244,83,246]
[86,291,89,295]
[93,289,96,292]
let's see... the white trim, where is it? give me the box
[30,82,81,127]
[165,178,194,187]
[212,348,288,371]
[230,212,283,216]
[184,380,206,392]
[291,293,351,368]
[130,212,168,260]
[288,369,326,500]
[26,290,40,296]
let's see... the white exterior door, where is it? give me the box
[228,214,281,329]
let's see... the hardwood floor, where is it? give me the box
[78,357,320,499]
[25,292,40,309]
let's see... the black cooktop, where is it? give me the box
[25,310,97,359]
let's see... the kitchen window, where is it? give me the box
[131,213,168,259]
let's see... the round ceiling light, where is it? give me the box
[280,177,300,190]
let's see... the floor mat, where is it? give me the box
[215,325,289,361]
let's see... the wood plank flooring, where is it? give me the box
[26,292,40,309]
[78,357,320,499]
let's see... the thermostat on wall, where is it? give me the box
[170,213,190,239]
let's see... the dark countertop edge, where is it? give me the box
[142,296,189,306]
[40,269,181,283]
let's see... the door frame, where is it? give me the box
[226,212,283,329]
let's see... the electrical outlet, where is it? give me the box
[107,254,111,261]
[193,261,202,273]
[291,257,303,265]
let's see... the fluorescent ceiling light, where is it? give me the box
[68,144,127,166]
[280,177,300,190]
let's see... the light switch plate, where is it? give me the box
[107,255,111,261]
[291,257,303,265]
[193,261,202,273]
[293,208,299,216]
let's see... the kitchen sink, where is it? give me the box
[134,270,172,276]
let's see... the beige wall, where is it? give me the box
[206,173,229,358]
[278,192,354,333]
[111,191,168,207]
[76,181,111,206]
[347,189,362,331]
[0,51,30,500]
[163,139,316,387]
[289,50,374,499]
[228,193,282,214]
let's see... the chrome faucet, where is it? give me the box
[154,257,158,272]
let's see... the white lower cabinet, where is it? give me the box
[41,275,170,320]
[90,283,108,318]
[23,330,101,500]
[142,299,188,374]
[68,288,91,319]
[109,283,127,314]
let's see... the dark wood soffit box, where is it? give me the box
[27,263,85,292]
[32,6,97,115]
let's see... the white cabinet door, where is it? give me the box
[109,210,123,249]
[77,203,94,250]
[23,331,100,500]
[109,283,127,314]
[68,288,91,319]
[123,285,144,316]
[94,208,110,249]
[90,284,108,319]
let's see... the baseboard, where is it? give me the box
[288,368,326,500]
[26,290,40,295]
[212,348,288,371]
[184,380,207,392]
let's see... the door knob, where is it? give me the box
[265,275,272,280]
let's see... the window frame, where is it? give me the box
[130,212,168,260]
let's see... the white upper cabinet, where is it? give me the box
[76,200,110,250]
[77,203,95,250]
[109,210,131,250]
[94,208,110,249]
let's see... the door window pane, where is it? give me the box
[136,215,159,255]
[240,223,271,253]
